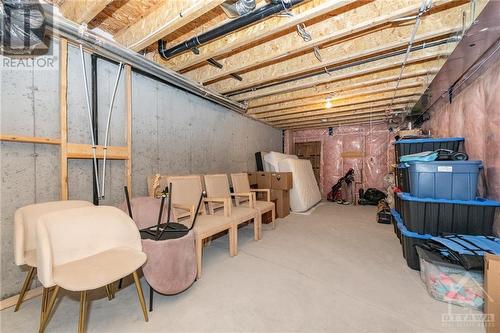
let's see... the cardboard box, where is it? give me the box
[271,189,290,218]
[247,172,257,186]
[256,172,272,189]
[485,254,500,333]
[271,172,293,190]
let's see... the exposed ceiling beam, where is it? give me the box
[186,0,464,84]
[151,0,356,72]
[255,84,424,119]
[59,0,113,24]
[233,45,451,102]
[260,94,421,121]
[248,66,438,113]
[114,0,226,51]
[270,100,417,126]
[258,89,422,120]
[286,118,388,130]
[275,113,388,129]
[210,18,462,94]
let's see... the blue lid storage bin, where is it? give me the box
[394,137,464,163]
[408,160,481,200]
[392,210,431,270]
[395,164,410,192]
[397,192,499,236]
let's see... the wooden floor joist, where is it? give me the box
[233,45,451,102]
[251,81,426,116]
[159,0,355,72]
[115,0,226,51]
[259,92,422,121]
[211,24,461,94]
[270,101,417,126]
[186,0,464,85]
[284,116,389,130]
[247,68,438,113]
[59,0,113,24]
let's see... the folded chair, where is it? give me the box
[117,190,197,312]
[231,172,276,230]
[168,175,236,279]
[204,174,262,241]
[13,200,94,316]
[36,206,148,333]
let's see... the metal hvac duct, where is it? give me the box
[221,0,257,18]
[41,5,247,114]
[158,0,304,59]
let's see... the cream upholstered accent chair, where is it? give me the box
[168,175,235,279]
[203,174,262,241]
[14,200,94,313]
[231,173,276,230]
[36,206,148,333]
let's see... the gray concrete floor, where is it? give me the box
[1,203,485,332]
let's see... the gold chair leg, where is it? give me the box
[78,291,88,333]
[132,271,148,322]
[105,285,113,301]
[38,286,60,333]
[39,287,49,327]
[15,266,36,312]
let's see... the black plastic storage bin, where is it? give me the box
[392,210,431,270]
[397,192,499,236]
[394,137,464,163]
[395,163,410,192]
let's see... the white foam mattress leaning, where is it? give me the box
[262,151,298,172]
[260,151,322,213]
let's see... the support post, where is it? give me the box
[125,65,132,195]
[59,38,69,200]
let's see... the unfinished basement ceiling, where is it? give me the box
[48,0,488,130]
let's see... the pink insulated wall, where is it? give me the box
[285,123,394,197]
[422,57,500,201]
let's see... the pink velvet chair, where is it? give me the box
[118,195,196,312]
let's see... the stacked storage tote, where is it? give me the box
[392,137,500,270]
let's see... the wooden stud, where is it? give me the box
[0,286,43,311]
[115,0,226,51]
[60,38,69,201]
[0,135,60,145]
[125,65,133,195]
[186,0,463,84]
[59,0,113,24]
[160,0,354,72]
[66,143,128,160]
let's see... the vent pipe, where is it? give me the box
[158,0,304,59]
[221,0,257,18]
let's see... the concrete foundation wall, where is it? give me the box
[0,40,281,299]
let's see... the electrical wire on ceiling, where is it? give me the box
[386,0,432,115]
